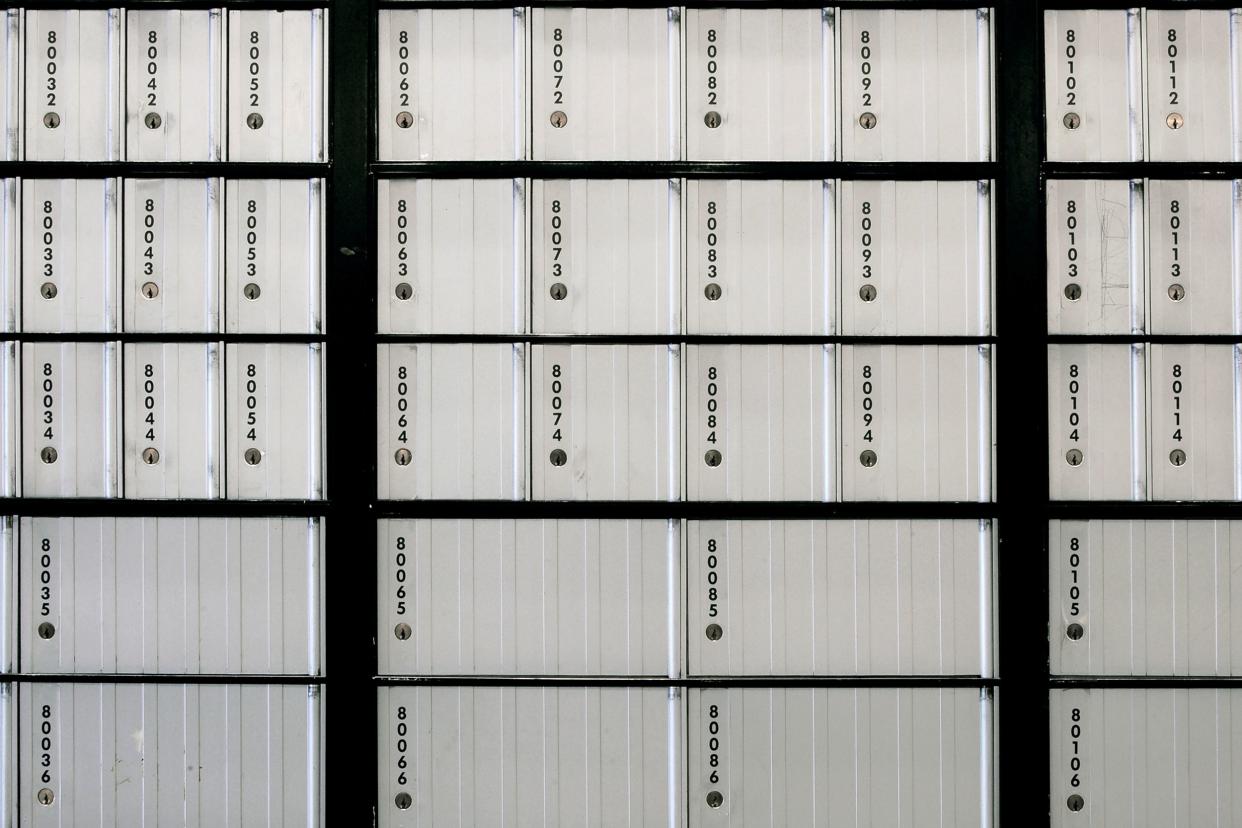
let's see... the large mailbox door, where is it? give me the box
[687,519,994,678]
[683,8,834,162]
[377,519,678,678]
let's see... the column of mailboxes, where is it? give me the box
[0,8,329,823]
[1045,9,1242,827]
[375,7,996,827]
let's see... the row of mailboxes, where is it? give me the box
[377,177,994,336]
[378,686,993,828]
[378,343,995,502]
[377,7,993,162]
[1048,178,1242,335]
[0,8,327,162]
[0,341,323,500]
[0,177,323,334]
[1051,520,1242,677]
[1046,9,1242,162]
[1049,343,1242,502]
[1050,689,1242,828]
[376,518,994,678]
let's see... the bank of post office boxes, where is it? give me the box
[531,344,681,501]
[228,10,327,163]
[225,343,324,501]
[377,178,526,335]
[0,10,20,161]
[683,9,833,162]
[686,345,834,502]
[378,9,526,161]
[125,10,224,162]
[378,686,677,828]
[1048,344,1146,502]
[1044,10,1143,163]
[688,687,991,828]
[531,8,680,161]
[21,682,322,825]
[1050,689,1242,827]
[839,9,992,162]
[22,342,119,499]
[1046,179,1143,335]
[840,345,993,502]
[21,516,322,675]
[1147,179,1241,334]
[839,180,993,336]
[225,178,324,334]
[123,178,222,333]
[377,519,678,677]
[25,9,122,161]
[531,179,679,335]
[687,520,993,678]
[23,178,119,334]
[1146,10,1241,163]
[1051,520,1242,677]
[684,180,833,336]
[1148,344,1241,501]
[122,343,222,500]
[377,343,526,501]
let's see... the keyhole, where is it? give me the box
[705,623,723,641]
[704,450,722,467]
[1166,112,1184,130]
[704,283,722,301]
[706,791,724,809]
[549,283,568,301]
[550,110,568,128]
[394,623,412,641]
[859,284,877,302]
[141,281,160,299]
[859,112,877,129]
[394,792,412,810]
[1066,448,1083,466]
[1066,622,1084,641]
[394,282,413,301]
[37,622,55,640]
[394,448,412,466]
[144,112,162,130]
[1063,112,1081,130]
[1067,794,1085,812]
[142,447,160,465]
[704,111,721,129]
[247,112,264,130]
[243,283,261,301]
[37,789,54,806]
[1064,283,1081,301]
[1168,283,1185,301]
[859,450,877,467]
[549,449,567,466]
[40,447,57,465]
[43,112,60,129]
[40,283,57,299]
[395,111,414,129]
[1170,449,1187,466]
[244,448,262,466]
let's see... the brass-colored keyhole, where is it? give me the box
[1063,112,1081,130]
[394,623,412,640]
[1166,112,1184,130]
[394,448,412,466]
[395,111,414,129]
[37,788,54,806]
[141,281,160,299]
[859,112,877,129]
[142,447,160,465]
[550,110,568,128]
[1168,284,1185,301]
[43,112,60,129]
[1170,449,1187,466]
